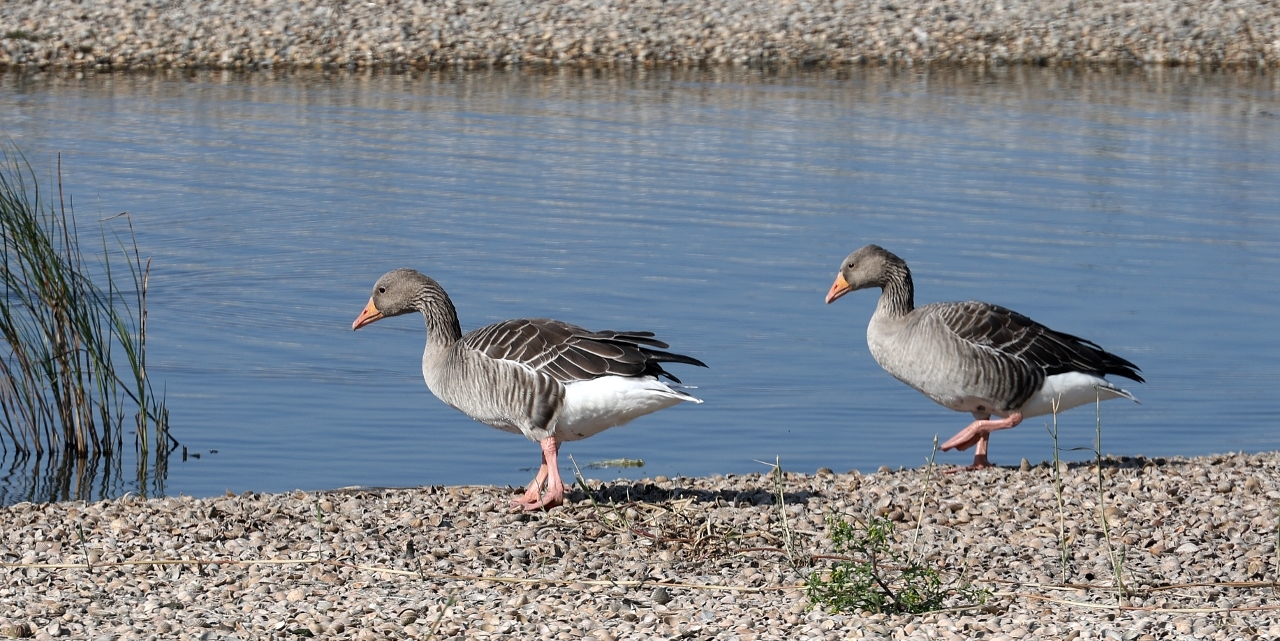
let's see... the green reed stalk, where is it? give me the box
[0,146,169,464]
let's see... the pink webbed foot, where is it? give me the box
[514,485,565,511]
[941,412,1022,471]
[511,464,550,509]
[510,437,566,511]
[945,451,995,474]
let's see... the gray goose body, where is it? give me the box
[353,268,705,508]
[826,245,1143,468]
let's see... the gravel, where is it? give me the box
[2,451,1278,639]
[1,0,1278,70]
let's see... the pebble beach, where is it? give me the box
[3,2,1279,640]
[2,451,1278,640]
[1,0,1278,70]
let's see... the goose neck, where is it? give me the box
[417,283,464,349]
[876,263,915,319]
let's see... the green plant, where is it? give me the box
[0,148,170,461]
[806,513,988,614]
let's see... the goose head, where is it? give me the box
[352,268,434,330]
[824,244,905,304]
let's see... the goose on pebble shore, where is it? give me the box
[352,268,706,510]
[824,245,1143,469]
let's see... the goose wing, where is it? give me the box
[934,301,1142,381]
[462,318,706,385]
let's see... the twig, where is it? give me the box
[1093,387,1128,600]
[1000,591,1280,613]
[0,557,806,593]
[984,577,1280,593]
[767,456,800,568]
[424,591,457,641]
[1046,396,1070,584]
[910,435,939,552]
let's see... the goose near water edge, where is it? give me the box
[824,245,1143,468]
[353,268,706,510]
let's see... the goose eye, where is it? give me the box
[377,286,387,294]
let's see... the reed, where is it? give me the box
[1045,397,1072,584]
[0,147,169,466]
[1091,388,1129,601]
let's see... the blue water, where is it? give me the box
[0,67,1277,504]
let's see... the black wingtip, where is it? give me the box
[652,351,708,369]
[1103,353,1144,384]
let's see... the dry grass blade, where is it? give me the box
[0,556,804,593]
[1092,387,1128,601]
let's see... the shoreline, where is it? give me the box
[2,450,1277,639]
[2,0,1278,71]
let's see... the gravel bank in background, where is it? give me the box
[2,451,1278,640]
[1,0,1278,70]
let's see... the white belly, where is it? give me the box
[1018,372,1138,418]
[554,376,701,442]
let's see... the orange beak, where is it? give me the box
[352,298,384,330]
[825,273,852,304]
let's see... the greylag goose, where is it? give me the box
[353,268,706,510]
[824,245,1143,469]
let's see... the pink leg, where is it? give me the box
[511,437,565,511]
[940,412,1022,469]
[969,433,993,469]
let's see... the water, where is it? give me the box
[0,67,1277,505]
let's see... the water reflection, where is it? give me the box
[0,444,169,505]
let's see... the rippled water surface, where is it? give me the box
[0,67,1277,504]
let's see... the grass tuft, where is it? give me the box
[0,147,172,480]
